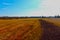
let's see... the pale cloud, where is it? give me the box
[2,2,12,6]
[40,0,60,16]
[27,0,60,16]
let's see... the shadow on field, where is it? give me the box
[39,20,60,40]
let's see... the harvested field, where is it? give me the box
[0,18,60,40]
[42,18,60,27]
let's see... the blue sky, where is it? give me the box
[0,0,60,16]
[0,0,41,16]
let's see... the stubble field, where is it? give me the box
[0,18,60,40]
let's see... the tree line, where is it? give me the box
[0,15,60,19]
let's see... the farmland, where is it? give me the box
[0,18,60,40]
[42,18,60,27]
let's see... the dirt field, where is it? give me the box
[39,19,60,40]
[0,18,60,40]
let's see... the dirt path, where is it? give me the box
[39,20,60,40]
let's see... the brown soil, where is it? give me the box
[39,20,60,40]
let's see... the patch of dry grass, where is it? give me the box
[42,18,60,27]
[0,18,42,40]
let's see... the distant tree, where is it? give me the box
[55,15,60,18]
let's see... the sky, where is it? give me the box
[0,0,60,16]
